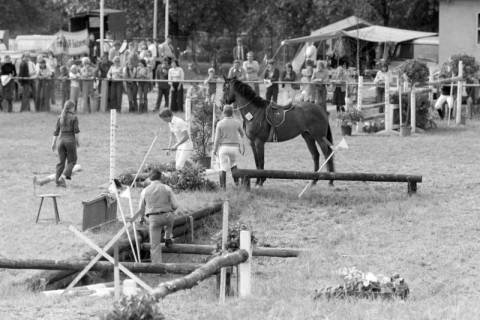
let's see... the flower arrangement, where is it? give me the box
[313,266,409,300]
[337,109,363,126]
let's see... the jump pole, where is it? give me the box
[410,85,416,133]
[357,76,363,110]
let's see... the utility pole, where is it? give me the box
[100,0,104,56]
[165,0,169,39]
[153,0,158,40]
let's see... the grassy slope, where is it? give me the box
[1,110,480,320]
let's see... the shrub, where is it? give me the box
[102,294,165,320]
[391,92,431,129]
[337,109,363,126]
[211,223,258,254]
[190,100,215,161]
[447,54,479,81]
[399,59,429,84]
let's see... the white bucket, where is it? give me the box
[122,279,138,297]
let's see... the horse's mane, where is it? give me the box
[230,79,269,109]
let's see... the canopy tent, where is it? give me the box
[283,16,371,71]
[342,25,436,43]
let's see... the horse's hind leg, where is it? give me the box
[301,132,320,185]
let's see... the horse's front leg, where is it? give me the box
[249,139,261,185]
[254,139,266,186]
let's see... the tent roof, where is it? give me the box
[411,36,439,45]
[343,25,437,43]
[282,15,371,45]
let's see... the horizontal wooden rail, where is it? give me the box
[232,169,422,194]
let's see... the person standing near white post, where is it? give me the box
[159,109,193,170]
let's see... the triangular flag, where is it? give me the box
[108,181,117,194]
[335,138,349,150]
[120,186,131,199]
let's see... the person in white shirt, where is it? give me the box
[158,36,176,62]
[159,109,193,170]
[242,51,260,94]
[373,62,389,103]
[168,60,184,112]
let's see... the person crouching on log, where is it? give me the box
[213,105,245,190]
[51,100,80,187]
[135,169,179,263]
[159,109,193,170]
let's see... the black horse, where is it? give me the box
[222,77,335,186]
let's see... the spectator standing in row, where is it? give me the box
[280,62,298,102]
[373,62,389,103]
[263,59,280,103]
[204,67,217,102]
[228,60,245,80]
[168,59,184,112]
[137,59,150,113]
[243,51,260,94]
[81,57,96,113]
[312,60,329,112]
[124,56,139,113]
[155,59,170,111]
[36,57,53,112]
[88,33,98,64]
[233,37,247,62]
[305,42,317,66]
[109,41,121,62]
[46,51,58,106]
[58,65,70,109]
[69,64,81,111]
[332,62,348,113]
[19,53,36,112]
[96,52,112,110]
[300,60,315,102]
[107,56,123,112]
[1,55,17,112]
[158,36,176,62]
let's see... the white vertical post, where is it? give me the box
[219,200,229,303]
[428,73,434,106]
[456,60,464,125]
[410,86,416,133]
[384,73,392,132]
[114,243,120,301]
[110,109,117,182]
[238,230,252,297]
[357,76,363,110]
[211,103,217,169]
[398,77,403,127]
[100,0,104,57]
[153,0,158,40]
[185,95,191,135]
[165,0,169,39]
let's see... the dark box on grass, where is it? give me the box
[82,194,117,231]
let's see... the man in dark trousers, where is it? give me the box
[232,37,247,62]
[263,59,280,103]
[1,55,17,112]
[155,59,170,111]
[135,169,178,263]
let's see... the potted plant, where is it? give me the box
[337,109,363,136]
[190,99,215,168]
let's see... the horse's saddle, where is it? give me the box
[266,102,295,142]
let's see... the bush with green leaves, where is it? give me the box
[444,54,479,81]
[190,100,215,161]
[391,92,431,129]
[211,223,258,254]
[399,59,429,84]
[102,294,165,320]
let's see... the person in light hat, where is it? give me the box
[213,105,245,190]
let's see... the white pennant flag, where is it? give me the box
[120,186,131,199]
[334,138,349,151]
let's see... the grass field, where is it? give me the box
[1,107,480,320]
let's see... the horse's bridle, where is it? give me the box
[232,99,253,111]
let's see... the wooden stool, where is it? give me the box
[33,177,62,224]
[36,194,61,224]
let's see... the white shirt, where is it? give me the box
[148,43,158,58]
[169,116,189,142]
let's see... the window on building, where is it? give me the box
[478,13,480,44]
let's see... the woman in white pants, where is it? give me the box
[213,105,245,190]
[159,109,193,170]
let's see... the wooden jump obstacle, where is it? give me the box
[232,169,422,194]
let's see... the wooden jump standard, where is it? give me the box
[232,169,422,194]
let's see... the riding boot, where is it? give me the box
[231,165,239,186]
[219,171,226,190]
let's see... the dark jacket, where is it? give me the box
[1,62,16,76]
[264,67,280,90]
